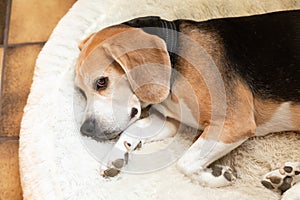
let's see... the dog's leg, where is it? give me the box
[100,132,142,177]
[100,111,178,177]
[261,162,300,193]
[143,117,179,143]
[177,135,244,187]
[127,109,179,144]
[177,120,255,187]
[176,80,257,187]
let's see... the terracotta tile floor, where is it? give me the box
[0,140,22,200]
[9,0,76,43]
[1,45,44,137]
[0,0,77,199]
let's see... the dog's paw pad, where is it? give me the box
[261,162,300,193]
[112,159,125,169]
[278,176,293,193]
[101,167,120,178]
[100,158,126,178]
[224,169,236,182]
[280,162,300,176]
[211,165,236,183]
[211,165,223,177]
[261,180,275,190]
[268,176,281,184]
[283,166,293,173]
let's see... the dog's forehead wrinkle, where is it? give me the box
[81,26,134,62]
[80,48,113,73]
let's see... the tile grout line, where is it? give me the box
[0,136,19,141]
[0,41,46,48]
[7,41,46,47]
[3,0,12,47]
[0,0,12,115]
[0,1,45,141]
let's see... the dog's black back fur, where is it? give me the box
[199,10,300,102]
[124,10,300,102]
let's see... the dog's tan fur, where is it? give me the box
[165,21,257,143]
[291,104,300,130]
[254,99,281,126]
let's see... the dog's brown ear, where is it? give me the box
[103,28,171,104]
[78,33,96,50]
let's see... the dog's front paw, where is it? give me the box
[191,165,236,187]
[211,165,236,183]
[99,134,143,178]
[261,162,300,193]
[177,157,236,187]
[101,167,121,178]
[100,158,126,178]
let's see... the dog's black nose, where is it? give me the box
[80,118,96,136]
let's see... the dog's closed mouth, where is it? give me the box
[84,131,122,142]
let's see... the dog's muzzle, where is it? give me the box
[80,108,140,140]
[80,118,117,140]
[80,118,98,137]
[80,118,120,140]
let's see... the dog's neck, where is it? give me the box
[123,16,179,66]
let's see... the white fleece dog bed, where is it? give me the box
[19,0,300,199]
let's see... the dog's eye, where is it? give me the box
[95,77,109,91]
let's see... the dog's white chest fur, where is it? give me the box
[152,95,201,129]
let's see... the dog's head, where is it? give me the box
[75,25,172,140]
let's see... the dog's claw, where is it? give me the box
[134,141,143,150]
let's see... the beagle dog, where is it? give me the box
[75,10,300,191]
